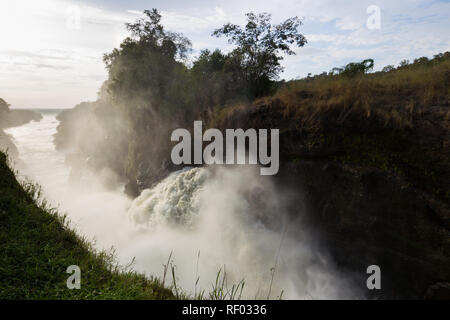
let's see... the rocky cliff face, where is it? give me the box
[53,96,449,298]
[50,52,450,298]
[280,161,449,299]
[210,97,450,299]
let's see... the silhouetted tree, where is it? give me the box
[212,12,307,98]
[382,65,395,72]
[413,57,429,65]
[102,9,192,115]
[399,59,410,67]
[340,59,374,77]
[124,9,191,61]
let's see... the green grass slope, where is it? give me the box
[0,151,173,299]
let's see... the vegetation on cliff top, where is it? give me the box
[53,8,449,202]
[54,9,309,194]
[212,52,449,201]
[274,52,449,129]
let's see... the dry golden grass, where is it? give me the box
[271,53,449,130]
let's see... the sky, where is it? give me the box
[0,0,449,108]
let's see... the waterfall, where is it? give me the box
[6,112,360,299]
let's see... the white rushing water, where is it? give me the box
[5,112,359,299]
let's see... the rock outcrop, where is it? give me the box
[211,97,450,299]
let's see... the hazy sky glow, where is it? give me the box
[0,0,449,108]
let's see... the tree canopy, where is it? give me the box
[329,59,374,77]
[102,9,192,114]
[213,12,307,97]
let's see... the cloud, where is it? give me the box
[0,0,131,107]
[13,62,71,70]
[1,0,449,107]
[127,10,142,15]
[160,7,234,34]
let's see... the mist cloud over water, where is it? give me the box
[5,113,360,299]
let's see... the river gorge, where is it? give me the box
[5,111,360,299]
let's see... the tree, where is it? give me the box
[124,9,191,61]
[382,65,395,72]
[413,57,429,65]
[340,59,374,77]
[212,12,307,98]
[327,59,374,77]
[102,9,192,114]
[189,49,249,109]
[329,67,344,76]
[399,59,410,68]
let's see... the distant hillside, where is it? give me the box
[0,98,43,159]
[0,101,42,130]
[0,151,173,299]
